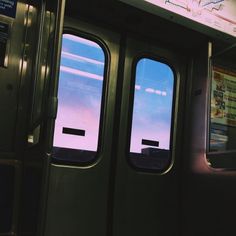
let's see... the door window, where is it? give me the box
[53,33,106,163]
[129,58,175,171]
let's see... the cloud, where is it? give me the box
[145,88,155,93]
[60,66,103,81]
[61,51,104,66]
[130,121,171,152]
[63,34,100,48]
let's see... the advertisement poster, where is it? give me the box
[144,0,236,37]
[211,66,236,127]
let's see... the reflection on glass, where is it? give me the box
[129,58,174,171]
[53,34,105,162]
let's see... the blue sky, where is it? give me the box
[130,58,174,152]
[53,34,174,153]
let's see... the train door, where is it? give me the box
[43,19,120,236]
[112,36,186,236]
[43,18,187,236]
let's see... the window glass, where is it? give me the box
[210,66,236,152]
[53,34,105,163]
[129,58,175,171]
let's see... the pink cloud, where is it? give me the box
[130,125,171,153]
[53,104,101,151]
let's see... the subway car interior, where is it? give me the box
[0,0,236,235]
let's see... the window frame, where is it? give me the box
[52,27,110,166]
[126,54,177,173]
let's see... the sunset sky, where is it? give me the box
[130,58,174,152]
[53,34,174,153]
